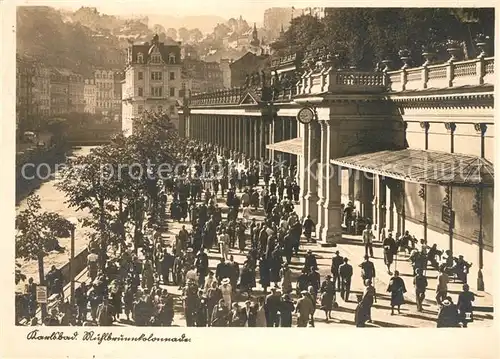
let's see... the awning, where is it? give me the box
[266,138,303,156]
[330,149,494,187]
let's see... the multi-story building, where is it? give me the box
[230,51,269,87]
[183,59,224,94]
[122,34,183,134]
[33,65,51,117]
[50,69,70,116]
[219,58,233,88]
[113,71,124,122]
[68,71,85,113]
[303,7,335,19]
[263,7,293,40]
[94,68,115,117]
[84,79,97,114]
[16,55,36,135]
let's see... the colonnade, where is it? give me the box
[187,114,297,165]
[186,112,341,246]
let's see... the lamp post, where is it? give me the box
[67,217,78,306]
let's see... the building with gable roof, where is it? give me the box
[122,34,183,135]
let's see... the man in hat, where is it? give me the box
[413,267,428,312]
[303,249,318,272]
[295,290,315,327]
[331,250,344,290]
[339,257,353,302]
[264,287,281,327]
[195,247,209,288]
[211,298,229,327]
[279,293,295,327]
[241,299,257,327]
[220,278,232,309]
[362,224,375,258]
[359,255,376,283]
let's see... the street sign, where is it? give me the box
[441,206,455,228]
[36,286,47,303]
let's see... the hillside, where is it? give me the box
[145,14,227,35]
[16,6,132,74]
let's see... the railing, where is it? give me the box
[190,87,245,106]
[387,56,494,92]
[271,53,298,68]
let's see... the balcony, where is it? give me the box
[387,56,494,92]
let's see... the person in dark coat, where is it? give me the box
[264,287,281,327]
[239,260,255,295]
[279,294,294,327]
[436,296,460,328]
[383,232,397,275]
[258,256,271,293]
[339,257,353,302]
[330,251,344,290]
[359,255,376,283]
[303,250,318,272]
[195,248,209,288]
[161,248,175,285]
[387,270,407,315]
[211,298,229,327]
[457,284,475,327]
[320,275,336,321]
[206,281,222,326]
[196,291,208,327]
[241,300,257,327]
[302,215,315,243]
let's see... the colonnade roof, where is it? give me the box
[330,148,494,187]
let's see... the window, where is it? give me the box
[138,105,144,114]
[137,53,144,63]
[151,72,162,81]
[169,105,175,114]
[169,54,176,64]
[138,87,143,97]
[169,87,176,97]
[151,54,161,63]
[169,72,175,80]
[151,87,163,97]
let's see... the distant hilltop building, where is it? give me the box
[122,34,183,135]
[263,7,293,40]
[303,7,335,19]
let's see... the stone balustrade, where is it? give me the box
[387,56,494,92]
[190,87,245,106]
[187,56,495,107]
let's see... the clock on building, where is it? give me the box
[296,106,316,124]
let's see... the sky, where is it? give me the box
[16,0,321,23]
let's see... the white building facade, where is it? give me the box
[122,34,183,135]
[84,79,97,114]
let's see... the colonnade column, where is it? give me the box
[238,117,244,154]
[316,121,327,240]
[304,122,320,224]
[242,118,248,155]
[300,122,310,220]
[320,120,342,246]
[273,117,283,165]
[254,117,260,160]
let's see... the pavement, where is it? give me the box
[24,157,494,328]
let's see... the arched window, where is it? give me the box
[151,54,161,63]
[137,53,144,63]
[169,54,176,64]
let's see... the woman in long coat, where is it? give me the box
[383,234,397,274]
[255,296,267,327]
[387,270,407,315]
[269,248,282,287]
[320,275,336,321]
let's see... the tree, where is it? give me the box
[166,28,177,40]
[178,27,190,43]
[214,23,231,40]
[189,28,203,43]
[152,23,166,35]
[16,195,73,316]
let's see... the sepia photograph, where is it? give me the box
[9,1,496,336]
